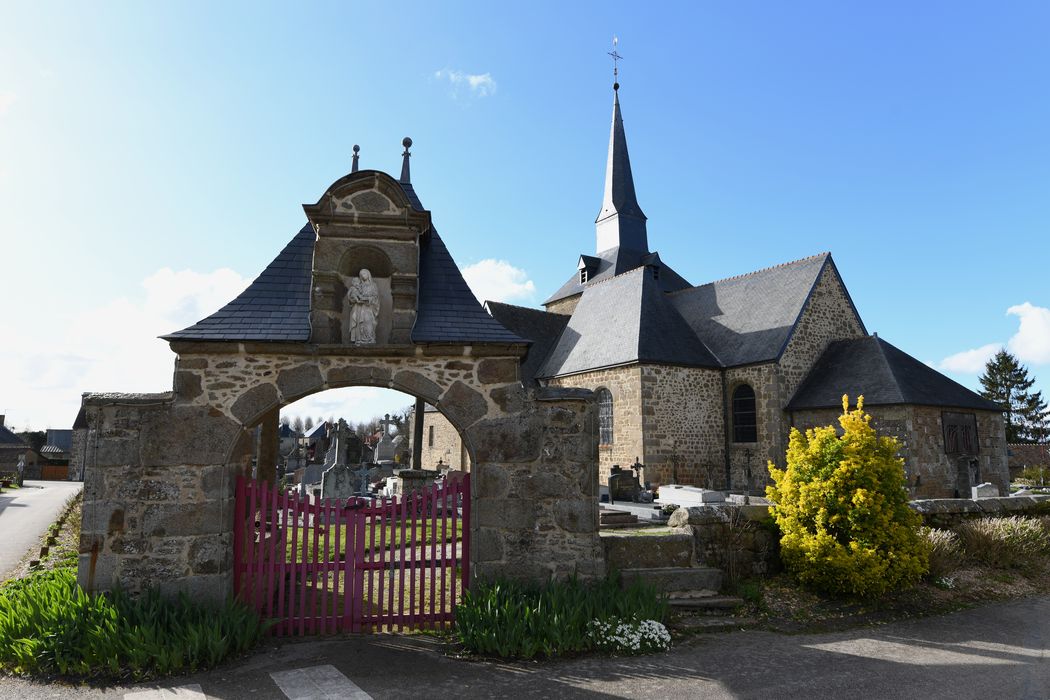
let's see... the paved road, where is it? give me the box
[0,479,83,579]
[1,595,1048,699]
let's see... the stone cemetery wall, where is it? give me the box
[910,495,1050,529]
[668,504,781,579]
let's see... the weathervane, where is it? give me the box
[608,36,622,89]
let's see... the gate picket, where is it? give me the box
[234,474,468,636]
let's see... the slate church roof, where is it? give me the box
[788,336,1001,412]
[164,180,521,345]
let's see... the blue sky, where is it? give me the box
[1,2,1048,429]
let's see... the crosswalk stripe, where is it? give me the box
[124,684,206,700]
[270,664,373,700]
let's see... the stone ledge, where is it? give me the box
[82,392,174,406]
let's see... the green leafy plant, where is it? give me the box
[454,574,668,659]
[954,516,1050,569]
[0,567,268,681]
[766,395,929,597]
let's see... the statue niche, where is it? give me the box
[348,269,380,343]
[340,247,393,345]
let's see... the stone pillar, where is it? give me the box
[412,397,425,469]
[257,407,279,486]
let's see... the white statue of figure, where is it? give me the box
[349,268,380,344]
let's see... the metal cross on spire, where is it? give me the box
[608,36,622,89]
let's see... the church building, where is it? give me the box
[472,82,1007,500]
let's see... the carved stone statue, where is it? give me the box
[348,269,379,344]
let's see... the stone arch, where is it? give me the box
[79,346,604,603]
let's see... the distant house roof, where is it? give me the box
[486,302,571,384]
[0,424,26,449]
[278,424,299,439]
[164,179,522,346]
[45,429,73,452]
[787,335,1002,412]
[538,267,720,377]
[306,422,328,440]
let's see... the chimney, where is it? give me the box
[0,415,5,427]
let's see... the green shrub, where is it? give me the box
[766,395,929,598]
[0,567,267,681]
[1017,465,1050,486]
[919,527,962,579]
[955,516,1050,569]
[454,574,668,659]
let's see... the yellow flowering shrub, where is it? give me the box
[766,396,929,597]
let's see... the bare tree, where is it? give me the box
[304,416,315,431]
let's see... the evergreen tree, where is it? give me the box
[979,350,1049,443]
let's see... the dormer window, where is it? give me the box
[651,265,660,281]
[580,268,589,284]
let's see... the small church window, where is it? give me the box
[732,385,758,443]
[428,424,434,447]
[597,388,613,445]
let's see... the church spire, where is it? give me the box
[595,61,648,254]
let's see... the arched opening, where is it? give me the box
[731,384,758,443]
[237,386,474,500]
[227,381,478,635]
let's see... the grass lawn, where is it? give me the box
[280,516,463,562]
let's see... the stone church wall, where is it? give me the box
[639,365,724,488]
[545,294,581,316]
[725,363,781,492]
[547,366,643,485]
[413,410,470,471]
[777,263,866,403]
[789,405,1008,499]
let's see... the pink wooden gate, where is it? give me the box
[233,474,470,635]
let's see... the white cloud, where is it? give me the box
[0,268,250,430]
[1007,302,1050,365]
[0,91,17,116]
[434,69,497,98]
[939,343,1002,374]
[460,259,536,304]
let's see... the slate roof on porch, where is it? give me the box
[164,182,521,345]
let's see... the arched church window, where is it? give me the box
[597,388,613,445]
[732,385,758,443]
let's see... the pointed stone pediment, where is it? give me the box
[304,170,432,345]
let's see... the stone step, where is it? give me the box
[600,521,656,530]
[673,615,760,633]
[620,566,723,593]
[668,595,744,611]
[599,510,639,525]
[602,532,695,570]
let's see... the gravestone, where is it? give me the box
[971,482,998,499]
[657,484,726,506]
[374,414,397,462]
[320,420,357,500]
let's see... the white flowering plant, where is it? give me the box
[587,618,671,655]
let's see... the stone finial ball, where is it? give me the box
[402,137,413,149]
[353,144,360,153]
